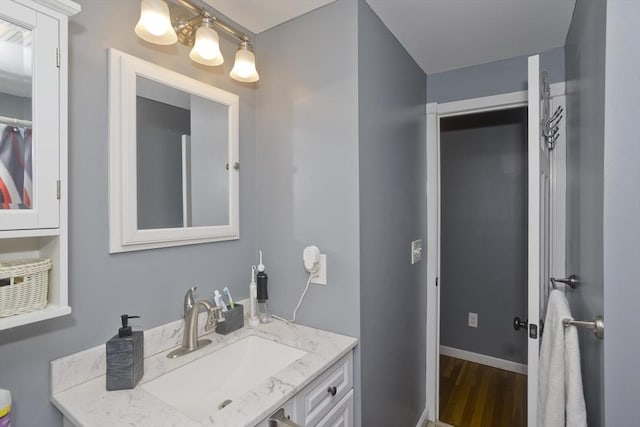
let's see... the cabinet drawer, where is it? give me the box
[294,352,353,426]
[314,390,353,427]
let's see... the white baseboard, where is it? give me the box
[439,345,527,375]
[416,407,429,427]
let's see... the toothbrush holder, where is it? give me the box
[215,303,244,335]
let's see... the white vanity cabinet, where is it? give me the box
[294,352,353,426]
[52,320,358,427]
[0,0,79,330]
[314,390,354,427]
[256,351,354,427]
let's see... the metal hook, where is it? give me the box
[550,274,579,289]
[546,116,563,133]
[548,106,563,123]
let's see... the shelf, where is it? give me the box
[0,228,60,239]
[0,304,71,331]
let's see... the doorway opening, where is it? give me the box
[438,108,528,427]
[425,73,567,426]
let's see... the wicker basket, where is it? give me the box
[0,258,52,317]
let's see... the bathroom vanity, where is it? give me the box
[51,312,357,426]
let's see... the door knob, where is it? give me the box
[513,317,528,331]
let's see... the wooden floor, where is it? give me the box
[439,355,526,427]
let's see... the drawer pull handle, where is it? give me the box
[327,386,337,396]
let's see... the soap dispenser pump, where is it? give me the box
[106,314,144,391]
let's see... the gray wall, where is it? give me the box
[564,0,606,425]
[255,0,362,423]
[439,109,528,364]
[0,1,257,425]
[427,47,565,103]
[255,0,360,348]
[136,97,189,229]
[357,1,427,426]
[603,1,640,425]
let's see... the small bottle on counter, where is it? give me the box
[106,314,144,391]
[256,251,271,323]
[0,388,11,427]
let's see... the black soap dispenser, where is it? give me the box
[106,314,144,391]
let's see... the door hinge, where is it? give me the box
[436,277,439,287]
[56,48,61,68]
[56,180,61,200]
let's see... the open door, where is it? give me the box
[527,54,551,426]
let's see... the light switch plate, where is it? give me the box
[468,312,478,328]
[411,239,423,264]
[310,254,327,285]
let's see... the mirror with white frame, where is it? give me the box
[108,49,239,253]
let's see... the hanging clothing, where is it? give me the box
[0,124,32,209]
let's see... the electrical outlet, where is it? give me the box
[411,239,423,264]
[310,254,327,285]
[468,312,478,328]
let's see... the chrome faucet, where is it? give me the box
[167,287,225,359]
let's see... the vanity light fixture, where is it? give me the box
[189,16,223,66]
[230,41,260,83]
[135,0,178,45]
[135,0,259,82]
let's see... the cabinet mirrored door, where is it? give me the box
[0,1,59,230]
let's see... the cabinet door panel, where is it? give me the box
[294,353,353,426]
[0,1,59,230]
[314,390,353,427]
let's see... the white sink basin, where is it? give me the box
[141,335,307,421]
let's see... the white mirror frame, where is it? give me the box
[108,49,239,253]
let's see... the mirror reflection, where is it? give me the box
[136,76,229,230]
[0,18,33,210]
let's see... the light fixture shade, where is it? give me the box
[189,24,224,66]
[135,0,177,45]
[230,43,259,83]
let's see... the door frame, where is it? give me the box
[424,83,567,423]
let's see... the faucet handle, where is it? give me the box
[184,286,197,318]
[205,306,225,331]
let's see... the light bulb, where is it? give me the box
[230,42,259,83]
[144,13,167,36]
[135,0,177,45]
[189,21,223,66]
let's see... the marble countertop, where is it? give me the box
[51,311,357,427]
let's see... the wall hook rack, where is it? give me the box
[541,71,563,150]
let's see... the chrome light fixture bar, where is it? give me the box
[135,0,259,82]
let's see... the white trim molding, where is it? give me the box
[425,104,440,422]
[440,346,528,375]
[416,407,430,427]
[14,0,80,16]
[436,82,565,117]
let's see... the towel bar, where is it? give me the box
[562,316,604,339]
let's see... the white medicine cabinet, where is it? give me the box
[108,49,240,253]
[0,0,79,330]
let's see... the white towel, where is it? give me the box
[538,289,587,427]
